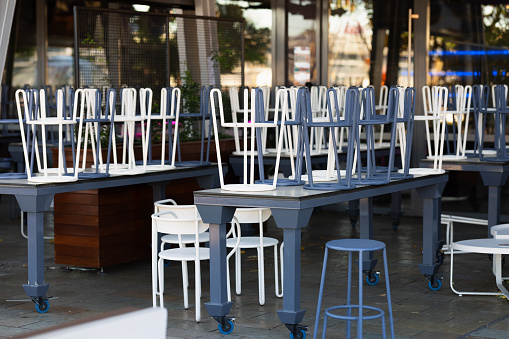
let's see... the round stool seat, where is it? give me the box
[326,239,386,252]
[490,224,509,239]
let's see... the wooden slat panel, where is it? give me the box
[54,234,99,247]
[54,203,99,216]
[54,193,98,205]
[54,224,100,237]
[54,214,99,227]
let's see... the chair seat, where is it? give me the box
[158,247,210,261]
[161,233,210,244]
[226,236,278,248]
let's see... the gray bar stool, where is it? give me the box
[313,239,395,339]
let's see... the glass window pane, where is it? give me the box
[287,0,316,86]
[216,0,272,88]
[328,0,372,87]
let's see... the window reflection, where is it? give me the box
[216,0,272,88]
[287,0,316,86]
[328,0,372,87]
[10,0,37,88]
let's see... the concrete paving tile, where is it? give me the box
[411,331,463,338]
[0,325,32,338]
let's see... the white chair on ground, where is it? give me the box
[226,207,283,305]
[154,199,210,249]
[151,205,240,322]
[440,214,488,253]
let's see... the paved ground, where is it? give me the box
[1,191,509,338]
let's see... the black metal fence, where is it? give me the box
[74,7,244,104]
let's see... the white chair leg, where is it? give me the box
[182,260,189,309]
[279,242,284,298]
[227,253,232,302]
[235,248,242,295]
[196,260,201,322]
[158,257,165,307]
[257,246,265,305]
[274,244,281,298]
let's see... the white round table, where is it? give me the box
[450,238,509,298]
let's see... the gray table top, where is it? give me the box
[194,173,448,210]
[419,157,509,172]
[0,164,222,196]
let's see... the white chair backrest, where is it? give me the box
[152,207,209,239]
[234,207,271,224]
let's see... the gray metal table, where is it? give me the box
[420,158,509,234]
[194,173,448,338]
[0,164,223,312]
[230,146,403,228]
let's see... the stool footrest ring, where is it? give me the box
[324,305,385,321]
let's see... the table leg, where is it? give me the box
[347,199,359,227]
[487,185,501,233]
[272,208,313,338]
[416,182,446,289]
[196,173,221,189]
[359,197,378,272]
[480,171,509,236]
[389,192,403,230]
[15,194,54,311]
[195,205,236,332]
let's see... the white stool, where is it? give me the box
[450,238,509,298]
[491,224,509,239]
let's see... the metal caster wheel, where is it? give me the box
[366,272,380,286]
[290,329,306,339]
[392,220,399,230]
[34,300,49,313]
[350,217,357,228]
[428,278,442,291]
[218,320,234,334]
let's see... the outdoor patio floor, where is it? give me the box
[1,191,509,338]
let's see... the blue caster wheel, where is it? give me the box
[218,320,234,335]
[428,279,442,291]
[35,300,49,313]
[290,329,306,339]
[366,273,379,286]
[392,220,399,230]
